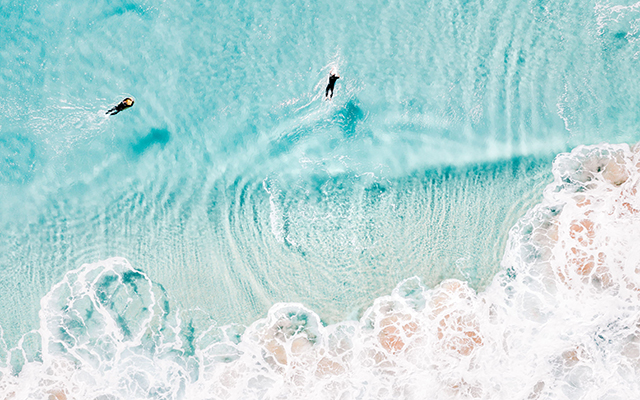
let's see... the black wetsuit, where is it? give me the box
[106,98,134,115]
[325,74,339,99]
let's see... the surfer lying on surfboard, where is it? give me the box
[106,97,134,116]
[325,72,340,99]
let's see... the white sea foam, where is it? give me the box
[263,178,286,244]
[3,143,640,399]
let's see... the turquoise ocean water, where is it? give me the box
[3,0,640,398]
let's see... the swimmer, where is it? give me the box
[325,72,340,99]
[106,97,134,115]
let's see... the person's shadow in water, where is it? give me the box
[130,128,171,156]
[334,99,367,139]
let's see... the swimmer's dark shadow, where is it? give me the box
[130,128,171,156]
[334,100,365,138]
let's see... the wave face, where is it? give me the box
[3,143,640,399]
[0,0,595,343]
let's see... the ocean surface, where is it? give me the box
[2,0,640,398]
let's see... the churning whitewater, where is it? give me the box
[2,143,640,399]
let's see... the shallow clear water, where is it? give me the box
[3,0,640,398]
